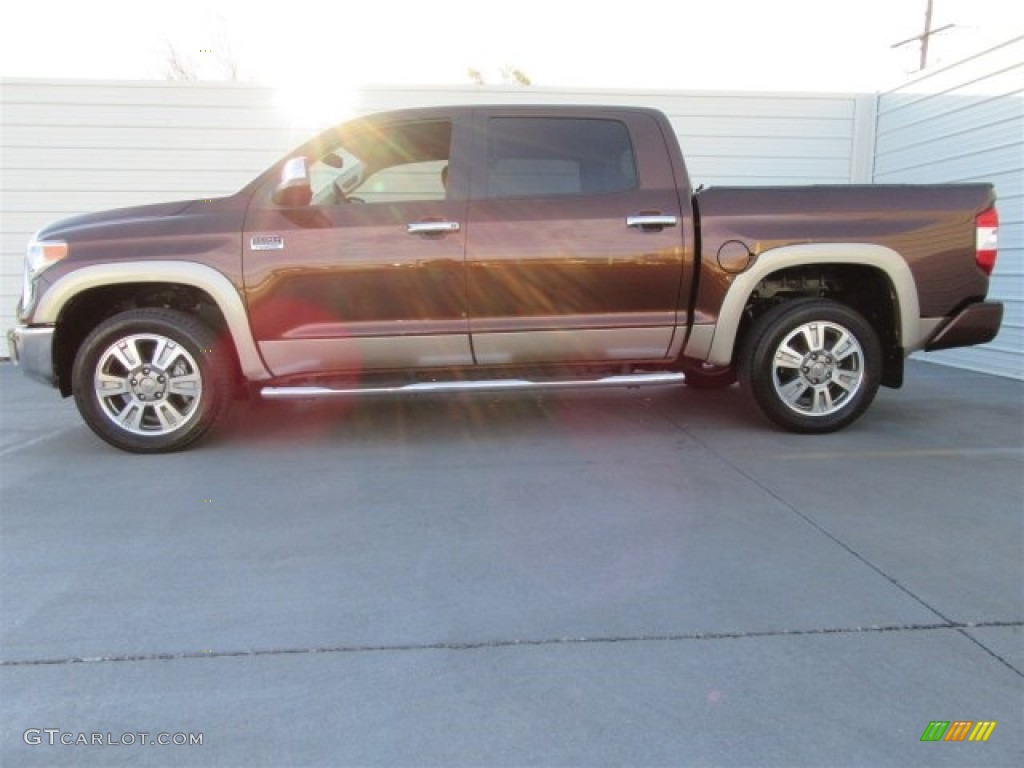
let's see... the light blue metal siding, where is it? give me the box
[876,37,1024,379]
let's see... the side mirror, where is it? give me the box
[272,156,312,206]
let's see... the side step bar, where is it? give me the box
[260,372,686,400]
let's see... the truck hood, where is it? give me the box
[32,194,251,286]
[37,197,232,242]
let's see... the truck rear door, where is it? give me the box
[464,108,687,365]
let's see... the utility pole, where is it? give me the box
[891,0,956,71]
[920,0,935,71]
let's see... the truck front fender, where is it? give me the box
[35,261,271,381]
[689,243,930,367]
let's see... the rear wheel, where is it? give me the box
[72,309,233,453]
[739,299,882,433]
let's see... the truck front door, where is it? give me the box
[243,115,472,377]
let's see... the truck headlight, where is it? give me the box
[22,238,68,311]
[27,239,68,279]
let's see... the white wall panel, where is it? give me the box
[0,79,294,358]
[876,36,1024,380]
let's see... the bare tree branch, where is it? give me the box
[163,17,245,82]
[163,41,198,80]
[471,66,533,86]
[213,22,243,81]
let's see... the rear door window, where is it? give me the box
[484,118,637,199]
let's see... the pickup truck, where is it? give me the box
[8,105,1003,453]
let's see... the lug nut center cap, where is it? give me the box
[131,369,167,398]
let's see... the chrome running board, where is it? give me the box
[260,372,685,400]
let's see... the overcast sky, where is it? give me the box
[1,0,1019,95]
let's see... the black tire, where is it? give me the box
[738,299,882,433]
[72,309,234,453]
[681,361,738,390]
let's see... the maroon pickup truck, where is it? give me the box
[8,105,1002,452]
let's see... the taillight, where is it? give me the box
[976,207,998,275]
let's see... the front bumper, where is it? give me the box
[6,325,57,387]
[924,301,1004,352]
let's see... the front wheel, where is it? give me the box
[739,299,882,433]
[72,309,233,453]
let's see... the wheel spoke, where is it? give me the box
[153,401,182,430]
[811,386,834,413]
[778,377,809,405]
[167,373,201,397]
[151,337,180,369]
[775,342,804,369]
[110,338,142,371]
[831,330,858,361]
[96,372,130,395]
[834,371,860,392]
[118,403,145,432]
[800,324,821,352]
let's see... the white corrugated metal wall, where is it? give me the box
[0,80,868,357]
[0,79,293,360]
[875,36,1024,379]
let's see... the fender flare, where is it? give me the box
[35,260,271,381]
[689,243,923,367]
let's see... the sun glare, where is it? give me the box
[272,71,362,140]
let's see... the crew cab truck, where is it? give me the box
[8,105,1003,453]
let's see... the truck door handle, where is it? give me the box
[626,214,678,231]
[407,221,461,236]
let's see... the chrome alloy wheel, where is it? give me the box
[93,333,203,436]
[770,321,865,417]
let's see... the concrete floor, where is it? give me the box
[1,360,1021,767]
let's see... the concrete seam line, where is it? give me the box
[3,621,1022,668]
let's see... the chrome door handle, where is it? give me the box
[626,214,678,229]
[407,221,461,235]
